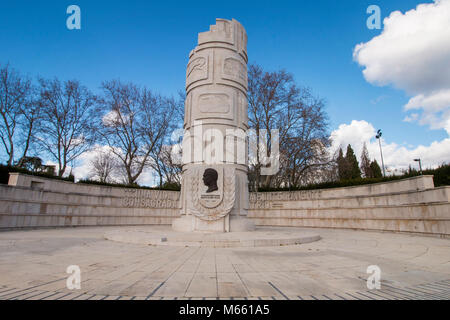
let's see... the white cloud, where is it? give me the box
[70,145,155,186]
[330,120,450,172]
[403,113,419,123]
[370,95,389,105]
[353,0,450,134]
[102,110,132,127]
[72,145,112,182]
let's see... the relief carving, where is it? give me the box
[198,93,230,113]
[223,57,246,81]
[188,167,235,221]
[186,56,208,83]
[203,168,218,193]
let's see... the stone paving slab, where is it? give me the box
[0,226,449,300]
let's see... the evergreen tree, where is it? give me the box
[345,144,361,179]
[336,147,349,181]
[360,142,372,178]
[370,160,383,178]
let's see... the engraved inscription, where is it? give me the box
[249,191,323,209]
[121,189,180,208]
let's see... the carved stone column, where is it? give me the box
[172,18,255,232]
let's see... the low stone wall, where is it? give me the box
[248,176,450,237]
[1,173,449,237]
[0,173,180,229]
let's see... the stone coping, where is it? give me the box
[251,175,435,198]
[7,172,180,198]
[0,184,435,200]
[8,172,435,196]
[2,177,446,202]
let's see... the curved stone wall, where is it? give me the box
[0,173,180,229]
[1,173,449,237]
[248,176,450,237]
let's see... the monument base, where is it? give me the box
[172,215,255,233]
[229,216,256,232]
[106,225,320,247]
[171,216,193,232]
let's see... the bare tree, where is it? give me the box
[149,94,184,187]
[0,64,32,165]
[247,64,330,189]
[36,78,96,176]
[16,87,42,167]
[161,144,183,186]
[150,143,183,187]
[279,102,330,187]
[89,149,118,183]
[98,80,173,185]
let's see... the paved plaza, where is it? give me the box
[0,226,449,300]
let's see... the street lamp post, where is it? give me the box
[375,129,386,177]
[414,158,423,175]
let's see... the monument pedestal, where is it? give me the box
[106,226,320,247]
[172,215,254,233]
[229,216,256,232]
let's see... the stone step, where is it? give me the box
[0,214,174,229]
[248,202,450,219]
[249,217,450,237]
[249,203,450,236]
[0,185,179,208]
[251,188,449,210]
[104,227,321,247]
[0,200,179,216]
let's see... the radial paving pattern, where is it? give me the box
[0,226,449,300]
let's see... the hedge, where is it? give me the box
[77,179,181,191]
[0,165,74,184]
[2,163,448,193]
[422,164,450,187]
[0,165,181,191]
[257,164,449,192]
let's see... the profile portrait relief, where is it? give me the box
[202,168,219,193]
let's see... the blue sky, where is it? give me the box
[0,0,448,176]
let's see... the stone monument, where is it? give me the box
[172,18,255,232]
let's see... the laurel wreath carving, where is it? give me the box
[188,168,235,221]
